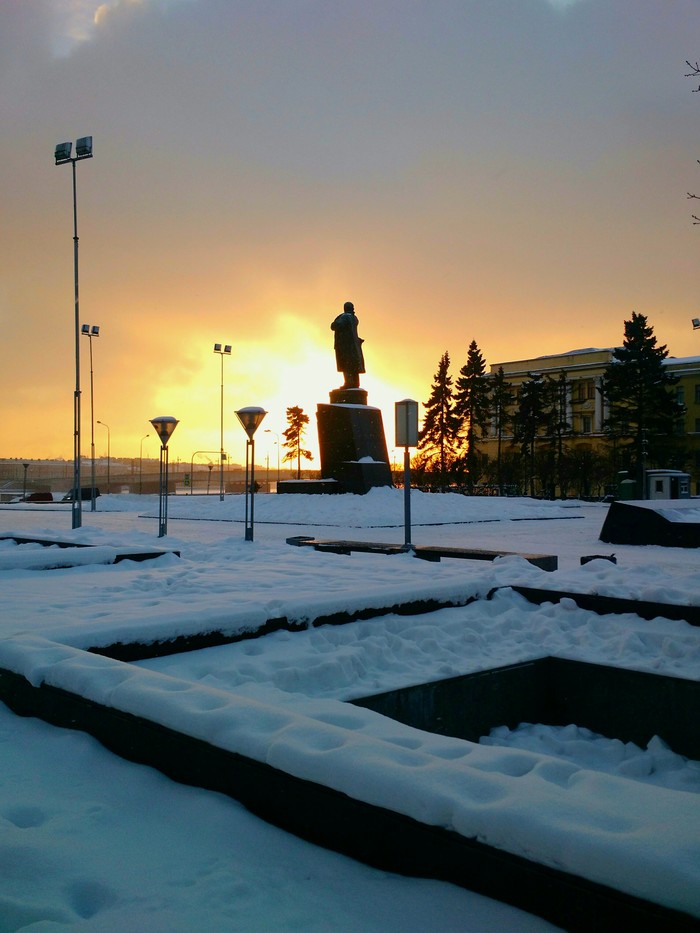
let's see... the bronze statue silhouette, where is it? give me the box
[331,301,365,389]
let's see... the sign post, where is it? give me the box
[395,399,419,549]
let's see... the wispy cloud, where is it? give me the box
[51,0,190,57]
[544,0,586,9]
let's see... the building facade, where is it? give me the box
[482,348,700,495]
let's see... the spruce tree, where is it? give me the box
[418,351,460,488]
[489,366,515,494]
[544,371,572,496]
[601,312,683,492]
[512,373,551,496]
[454,340,492,490]
[282,406,313,479]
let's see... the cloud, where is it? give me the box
[51,0,194,57]
[544,0,586,9]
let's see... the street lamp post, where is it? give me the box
[97,420,110,493]
[22,463,29,501]
[264,429,280,484]
[55,135,93,529]
[150,416,179,537]
[236,406,267,541]
[139,434,149,494]
[81,323,100,510]
[213,343,231,501]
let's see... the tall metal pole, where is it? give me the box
[244,439,251,540]
[98,421,110,493]
[56,137,92,526]
[213,344,230,501]
[139,435,149,494]
[249,437,256,540]
[71,159,82,528]
[158,445,169,537]
[265,430,280,484]
[403,446,412,547]
[87,332,96,510]
[219,352,225,501]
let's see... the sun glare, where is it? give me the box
[147,311,414,470]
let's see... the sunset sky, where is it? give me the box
[2,0,700,467]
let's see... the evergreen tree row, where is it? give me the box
[416,313,686,497]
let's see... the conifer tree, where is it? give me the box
[418,351,460,487]
[489,366,515,494]
[512,373,551,495]
[454,340,492,490]
[543,371,572,496]
[601,312,683,491]
[282,406,313,479]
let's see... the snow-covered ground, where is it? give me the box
[1,489,699,931]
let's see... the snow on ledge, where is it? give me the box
[0,634,698,919]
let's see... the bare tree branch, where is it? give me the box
[685,65,700,217]
[685,60,700,90]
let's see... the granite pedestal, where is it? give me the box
[277,387,393,495]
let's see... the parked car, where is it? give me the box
[23,491,53,503]
[61,487,101,502]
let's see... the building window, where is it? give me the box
[581,415,592,435]
[574,380,595,402]
[695,384,700,405]
[695,418,700,433]
[677,386,685,406]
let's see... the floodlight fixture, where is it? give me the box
[75,136,93,159]
[54,142,72,164]
[692,318,700,331]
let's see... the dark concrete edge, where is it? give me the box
[0,534,180,563]
[88,595,478,661]
[0,667,694,933]
[88,584,699,662]
[507,586,700,627]
[286,535,558,570]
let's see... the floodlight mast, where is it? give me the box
[54,136,93,529]
[213,343,232,501]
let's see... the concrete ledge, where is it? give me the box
[277,480,341,495]
[286,535,557,570]
[353,656,700,762]
[0,534,180,563]
[600,500,700,548]
[0,664,695,933]
[508,585,700,628]
[89,583,696,664]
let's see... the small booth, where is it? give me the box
[645,469,691,501]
